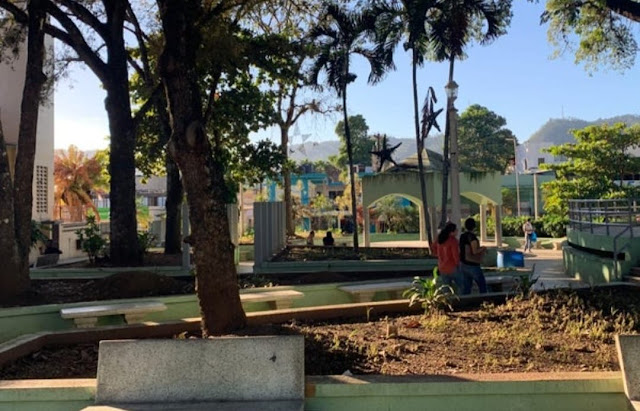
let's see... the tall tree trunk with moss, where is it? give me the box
[157,0,246,335]
[0,0,46,302]
[439,56,455,228]
[411,48,433,245]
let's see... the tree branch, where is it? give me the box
[43,0,109,81]
[132,83,164,130]
[55,0,109,40]
[606,0,640,22]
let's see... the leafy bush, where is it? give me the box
[539,214,568,238]
[76,215,106,264]
[137,231,157,257]
[471,214,567,238]
[403,268,457,314]
[31,220,48,247]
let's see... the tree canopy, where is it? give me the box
[542,0,640,71]
[458,104,516,173]
[333,114,375,168]
[542,123,640,214]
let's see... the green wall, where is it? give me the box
[0,375,628,411]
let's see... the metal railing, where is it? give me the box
[569,199,639,278]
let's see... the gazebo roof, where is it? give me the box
[389,149,444,172]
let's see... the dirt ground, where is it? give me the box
[1,287,637,379]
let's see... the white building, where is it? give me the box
[515,141,566,173]
[0,34,55,222]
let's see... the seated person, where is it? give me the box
[306,230,315,246]
[322,231,335,246]
[43,240,63,255]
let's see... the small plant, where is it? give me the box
[30,220,48,247]
[137,230,157,257]
[76,215,106,265]
[403,267,457,314]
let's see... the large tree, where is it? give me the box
[542,123,640,215]
[0,0,47,301]
[333,114,375,168]
[250,0,334,238]
[310,3,391,252]
[542,0,640,71]
[374,0,440,245]
[429,0,511,227]
[157,0,248,335]
[0,0,145,266]
[458,104,515,172]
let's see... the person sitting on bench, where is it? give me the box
[322,231,335,246]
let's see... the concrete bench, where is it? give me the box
[340,276,522,303]
[60,301,167,328]
[34,253,59,267]
[82,337,304,410]
[240,290,304,310]
[485,276,518,292]
[339,281,412,303]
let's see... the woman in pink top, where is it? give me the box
[436,222,462,290]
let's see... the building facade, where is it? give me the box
[0,34,55,222]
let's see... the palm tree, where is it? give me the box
[54,145,108,222]
[374,0,440,245]
[310,3,391,252]
[430,0,511,227]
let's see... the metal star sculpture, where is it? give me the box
[371,135,402,172]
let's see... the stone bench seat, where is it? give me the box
[339,281,412,303]
[340,276,522,303]
[60,301,167,328]
[240,290,303,310]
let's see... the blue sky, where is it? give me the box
[54,1,640,150]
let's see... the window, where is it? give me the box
[35,165,48,214]
[537,158,545,166]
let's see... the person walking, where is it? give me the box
[522,218,534,253]
[459,218,487,294]
[435,222,462,291]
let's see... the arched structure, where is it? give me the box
[361,150,503,247]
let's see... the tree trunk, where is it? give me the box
[154,90,183,255]
[411,49,433,245]
[439,57,455,229]
[0,0,46,302]
[164,156,183,254]
[281,126,294,237]
[104,1,140,266]
[158,0,246,336]
[342,86,359,252]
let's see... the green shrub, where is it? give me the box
[539,214,568,238]
[403,268,457,314]
[76,215,106,265]
[137,231,157,257]
[470,214,567,238]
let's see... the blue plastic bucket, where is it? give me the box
[497,250,524,268]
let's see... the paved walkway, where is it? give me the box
[520,249,590,291]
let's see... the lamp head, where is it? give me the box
[444,81,459,101]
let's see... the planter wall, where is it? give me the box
[0,373,626,411]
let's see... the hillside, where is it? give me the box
[289,135,444,163]
[527,114,640,145]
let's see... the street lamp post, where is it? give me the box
[445,81,461,228]
[507,138,521,216]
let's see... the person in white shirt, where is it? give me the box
[522,218,534,253]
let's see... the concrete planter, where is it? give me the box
[0,373,626,411]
